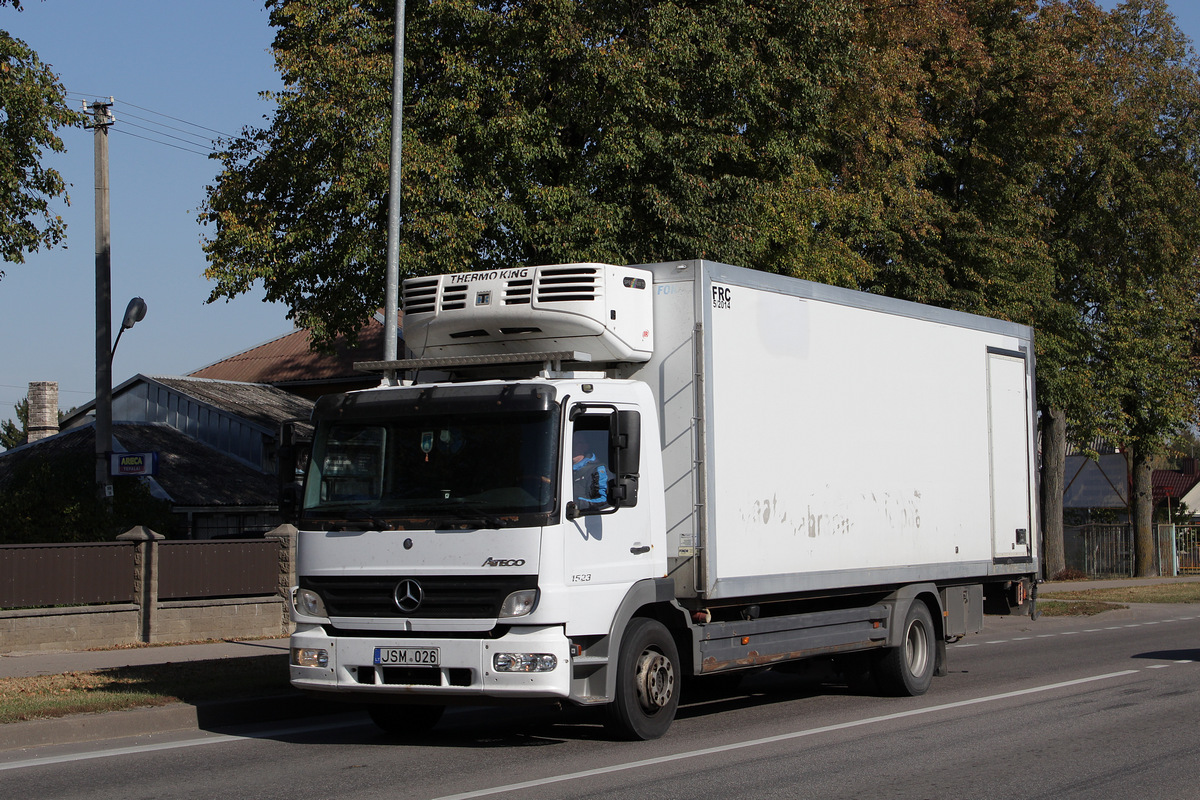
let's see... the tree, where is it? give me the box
[0,449,177,543]
[0,0,81,275]
[0,397,28,450]
[1044,0,1200,576]
[200,0,857,346]
[757,0,1091,326]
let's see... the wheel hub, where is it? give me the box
[635,649,675,711]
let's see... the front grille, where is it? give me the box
[302,575,536,619]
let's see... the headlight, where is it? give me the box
[498,589,538,618]
[294,587,328,618]
[292,648,329,668]
[493,653,557,672]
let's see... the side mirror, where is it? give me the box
[616,411,641,474]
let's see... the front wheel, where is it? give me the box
[875,601,936,696]
[604,617,681,740]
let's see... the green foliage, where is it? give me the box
[0,398,28,450]
[201,0,856,346]
[0,4,82,274]
[0,450,178,544]
[774,0,1089,326]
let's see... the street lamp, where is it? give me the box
[111,296,147,361]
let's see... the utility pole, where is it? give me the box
[89,98,115,502]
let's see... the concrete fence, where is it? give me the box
[0,525,297,654]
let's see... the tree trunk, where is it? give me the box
[1130,448,1157,577]
[1039,407,1067,579]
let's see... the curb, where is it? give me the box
[0,693,357,753]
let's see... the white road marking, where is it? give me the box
[0,718,362,773]
[434,671,1141,800]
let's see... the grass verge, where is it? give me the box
[0,654,289,724]
[1036,600,1126,616]
[1040,582,1200,605]
[1037,581,1200,617]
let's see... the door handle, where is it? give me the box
[630,545,650,555]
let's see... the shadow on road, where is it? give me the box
[248,666,869,750]
[1132,649,1200,661]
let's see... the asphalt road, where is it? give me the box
[2,603,1198,799]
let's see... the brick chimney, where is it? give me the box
[27,381,59,442]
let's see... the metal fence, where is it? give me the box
[0,542,135,608]
[1168,525,1200,575]
[1063,524,1188,577]
[0,537,284,610]
[158,539,281,600]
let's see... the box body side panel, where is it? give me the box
[634,260,1037,600]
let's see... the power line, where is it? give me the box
[110,128,212,157]
[0,383,92,395]
[115,98,243,142]
[118,119,215,153]
[118,110,217,147]
[65,92,265,156]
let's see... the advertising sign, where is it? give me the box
[110,452,158,476]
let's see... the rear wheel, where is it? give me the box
[367,703,445,736]
[875,601,936,696]
[604,617,680,740]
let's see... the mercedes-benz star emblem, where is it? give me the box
[393,579,424,613]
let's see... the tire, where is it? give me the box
[874,601,936,697]
[604,617,681,740]
[367,703,445,736]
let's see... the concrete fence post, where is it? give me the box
[267,523,298,635]
[116,526,164,642]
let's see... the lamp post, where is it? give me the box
[96,296,148,501]
[382,0,407,384]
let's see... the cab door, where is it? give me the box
[561,405,656,624]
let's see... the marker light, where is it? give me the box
[493,653,557,672]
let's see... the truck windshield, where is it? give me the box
[301,399,560,529]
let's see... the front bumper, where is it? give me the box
[290,624,572,701]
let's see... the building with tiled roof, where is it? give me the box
[187,316,394,399]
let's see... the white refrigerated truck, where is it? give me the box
[289,259,1038,739]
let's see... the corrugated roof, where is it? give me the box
[1154,469,1200,504]
[148,376,313,431]
[60,374,315,434]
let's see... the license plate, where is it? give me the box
[374,647,440,666]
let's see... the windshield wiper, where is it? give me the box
[305,508,392,531]
[437,500,505,528]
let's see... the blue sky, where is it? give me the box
[0,1,286,419]
[1,1,1199,424]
